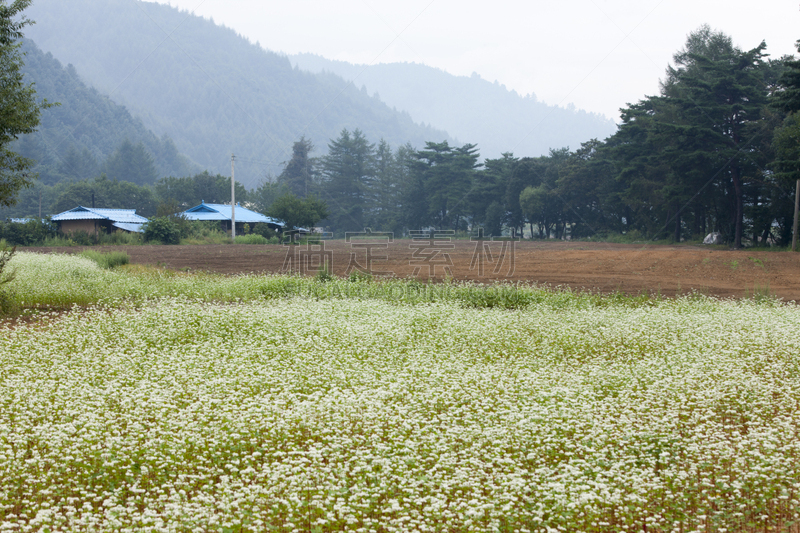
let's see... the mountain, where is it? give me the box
[290,54,618,160]
[23,0,450,189]
[16,39,197,186]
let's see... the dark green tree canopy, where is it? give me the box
[0,0,52,206]
[772,40,800,115]
[267,192,329,232]
[101,139,159,186]
[155,171,247,208]
[277,136,315,198]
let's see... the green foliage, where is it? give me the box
[49,175,157,216]
[267,192,329,232]
[482,201,504,237]
[155,171,246,209]
[234,234,272,245]
[772,95,800,183]
[143,216,180,245]
[407,140,481,231]
[0,217,56,245]
[101,139,158,186]
[176,221,229,245]
[96,231,141,246]
[319,128,375,232]
[251,222,276,240]
[277,136,315,197]
[0,0,53,207]
[314,259,333,282]
[348,269,372,283]
[251,181,289,215]
[772,39,800,115]
[12,39,195,187]
[78,249,129,268]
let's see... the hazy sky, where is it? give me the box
[152,0,799,121]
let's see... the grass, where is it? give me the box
[1,251,680,313]
[234,234,279,245]
[0,251,789,316]
[78,249,130,269]
[180,232,232,245]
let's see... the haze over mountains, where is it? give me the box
[20,0,616,190]
[23,0,447,188]
[290,54,617,161]
[17,39,198,186]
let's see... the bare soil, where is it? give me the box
[25,240,800,300]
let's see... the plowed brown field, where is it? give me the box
[26,241,800,300]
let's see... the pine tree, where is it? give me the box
[320,129,375,233]
[277,136,315,197]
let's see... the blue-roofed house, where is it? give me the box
[51,206,148,235]
[181,202,283,234]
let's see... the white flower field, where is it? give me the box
[0,253,799,532]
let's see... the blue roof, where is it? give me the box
[182,202,283,226]
[113,222,145,233]
[51,206,148,224]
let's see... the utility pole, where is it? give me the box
[793,178,800,252]
[231,154,236,241]
[38,189,41,219]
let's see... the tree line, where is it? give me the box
[5,22,800,248]
[264,26,800,247]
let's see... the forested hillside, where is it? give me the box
[15,39,197,185]
[290,54,617,160]
[23,0,449,188]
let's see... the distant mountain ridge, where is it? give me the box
[290,54,618,160]
[23,0,451,188]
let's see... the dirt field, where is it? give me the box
[26,240,800,300]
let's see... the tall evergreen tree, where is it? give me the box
[665,28,768,247]
[608,26,769,246]
[369,139,408,233]
[320,128,375,233]
[771,40,800,115]
[469,152,516,232]
[102,139,159,186]
[411,141,480,230]
[277,136,315,197]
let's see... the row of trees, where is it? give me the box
[261,27,800,247]
[3,9,800,248]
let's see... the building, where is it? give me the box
[181,202,283,234]
[51,206,148,235]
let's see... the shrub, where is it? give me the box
[144,217,181,244]
[315,259,334,282]
[98,231,143,246]
[234,234,269,245]
[79,250,130,269]
[67,230,96,246]
[0,218,58,246]
[252,223,277,240]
